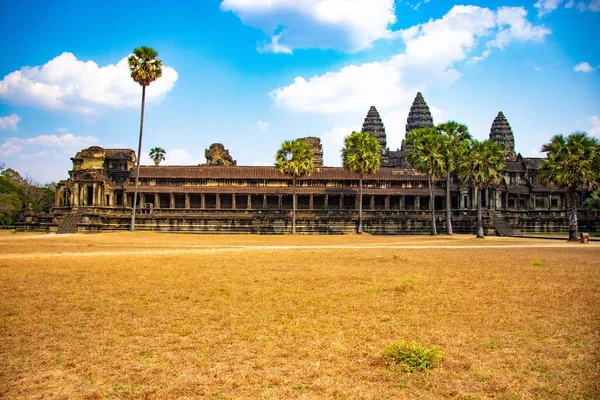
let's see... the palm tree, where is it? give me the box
[275,139,314,234]
[583,190,600,218]
[538,132,600,241]
[437,121,472,235]
[458,140,505,238]
[342,131,381,234]
[149,147,166,166]
[405,127,447,236]
[128,46,163,231]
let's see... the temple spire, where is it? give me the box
[405,92,434,135]
[489,111,516,161]
[361,105,387,157]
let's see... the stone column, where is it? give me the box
[324,195,329,210]
[216,194,221,209]
[201,194,206,209]
[278,195,282,209]
[263,195,267,209]
[154,194,160,209]
[415,196,421,211]
[385,196,390,210]
[340,194,344,210]
[548,194,551,210]
[370,196,375,211]
[185,194,190,209]
[354,195,359,210]
[400,196,406,210]
[139,193,145,209]
[309,195,314,210]
[232,195,237,210]
[247,195,251,210]
[55,188,61,207]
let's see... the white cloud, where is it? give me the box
[319,126,355,167]
[270,6,548,117]
[490,7,551,50]
[589,116,600,137]
[258,33,292,54]
[589,0,600,11]
[256,120,269,130]
[565,0,575,8]
[0,130,99,183]
[534,0,563,16]
[220,0,396,53]
[0,52,178,114]
[140,148,201,166]
[574,61,595,73]
[0,114,21,131]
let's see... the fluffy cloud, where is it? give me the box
[0,130,99,183]
[0,52,178,114]
[270,6,548,115]
[0,114,21,131]
[220,0,396,53]
[534,0,563,16]
[574,61,595,73]
[256,120,269,131]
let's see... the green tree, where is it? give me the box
[583,190,600,218]
[149,147,166,166]
[275,139,314,234]
[405,127,447,236]
[458,140,505,238]
[437,121,472,235]
[538,132,600,241]
[341,131,381,234]
[128,46,163,231]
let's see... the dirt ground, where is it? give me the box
[0,231,598,399]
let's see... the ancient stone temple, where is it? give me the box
[26,92,595,235]
[405,92,434,134]
[205,143,236,166]
[489,111,517,161]
[361,106,387,158]
[299,137,323,167]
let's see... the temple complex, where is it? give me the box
[26,92,597,235]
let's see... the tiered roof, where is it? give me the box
[405,92,434,134]
[489,111,516,161]
[361,106,387,156]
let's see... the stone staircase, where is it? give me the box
[56,209,83,234]
[490,210,515,237]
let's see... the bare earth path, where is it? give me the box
[0,231,598,399]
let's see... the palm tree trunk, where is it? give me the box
[476,186,484,238]
[292,176,296,235]
[567,188,578,241]
[130,85,146,231]
[428,173,436,236]
[446,173,452,235]
[358,176,363,234]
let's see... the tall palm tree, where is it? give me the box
[583,190,600,218]
[342,131,381,234]
[128,46,163,231]
[275,139,314,234]
[437,121,472,235]
[458,139,505,238]
[405,127,447,236]
[149,147,166,166]
[538,132,599,241]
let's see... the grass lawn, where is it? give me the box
[0,232,598,399]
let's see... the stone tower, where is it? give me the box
[298,136,323,167]
[405,92,434,134]
[361,106,387,157]
[489,111,516,161]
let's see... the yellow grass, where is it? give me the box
[0,231,599,399]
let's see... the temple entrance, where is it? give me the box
[115,192,123,206]
[86,186,93,206]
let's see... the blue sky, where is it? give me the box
[0,0,598,184]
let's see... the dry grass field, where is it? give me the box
[0,231,598,399]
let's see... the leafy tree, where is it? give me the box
[275,139,314,234]
[458,140,505,238]
[405,127,447,236]
[128,46,163,230]
[341,131,381,234]
[538,132,600,241]
[437,121,472,235]
[149,147,166,166]
[0,167,55,225]
[583,190,600,218]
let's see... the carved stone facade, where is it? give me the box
[298,137,323,167]
[205,143,236,166]
[361,106,387,159]
[31,93,590,235]
[489,111,517,161]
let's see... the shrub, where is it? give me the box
[531,260,544,266]
[383,341,442,372]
